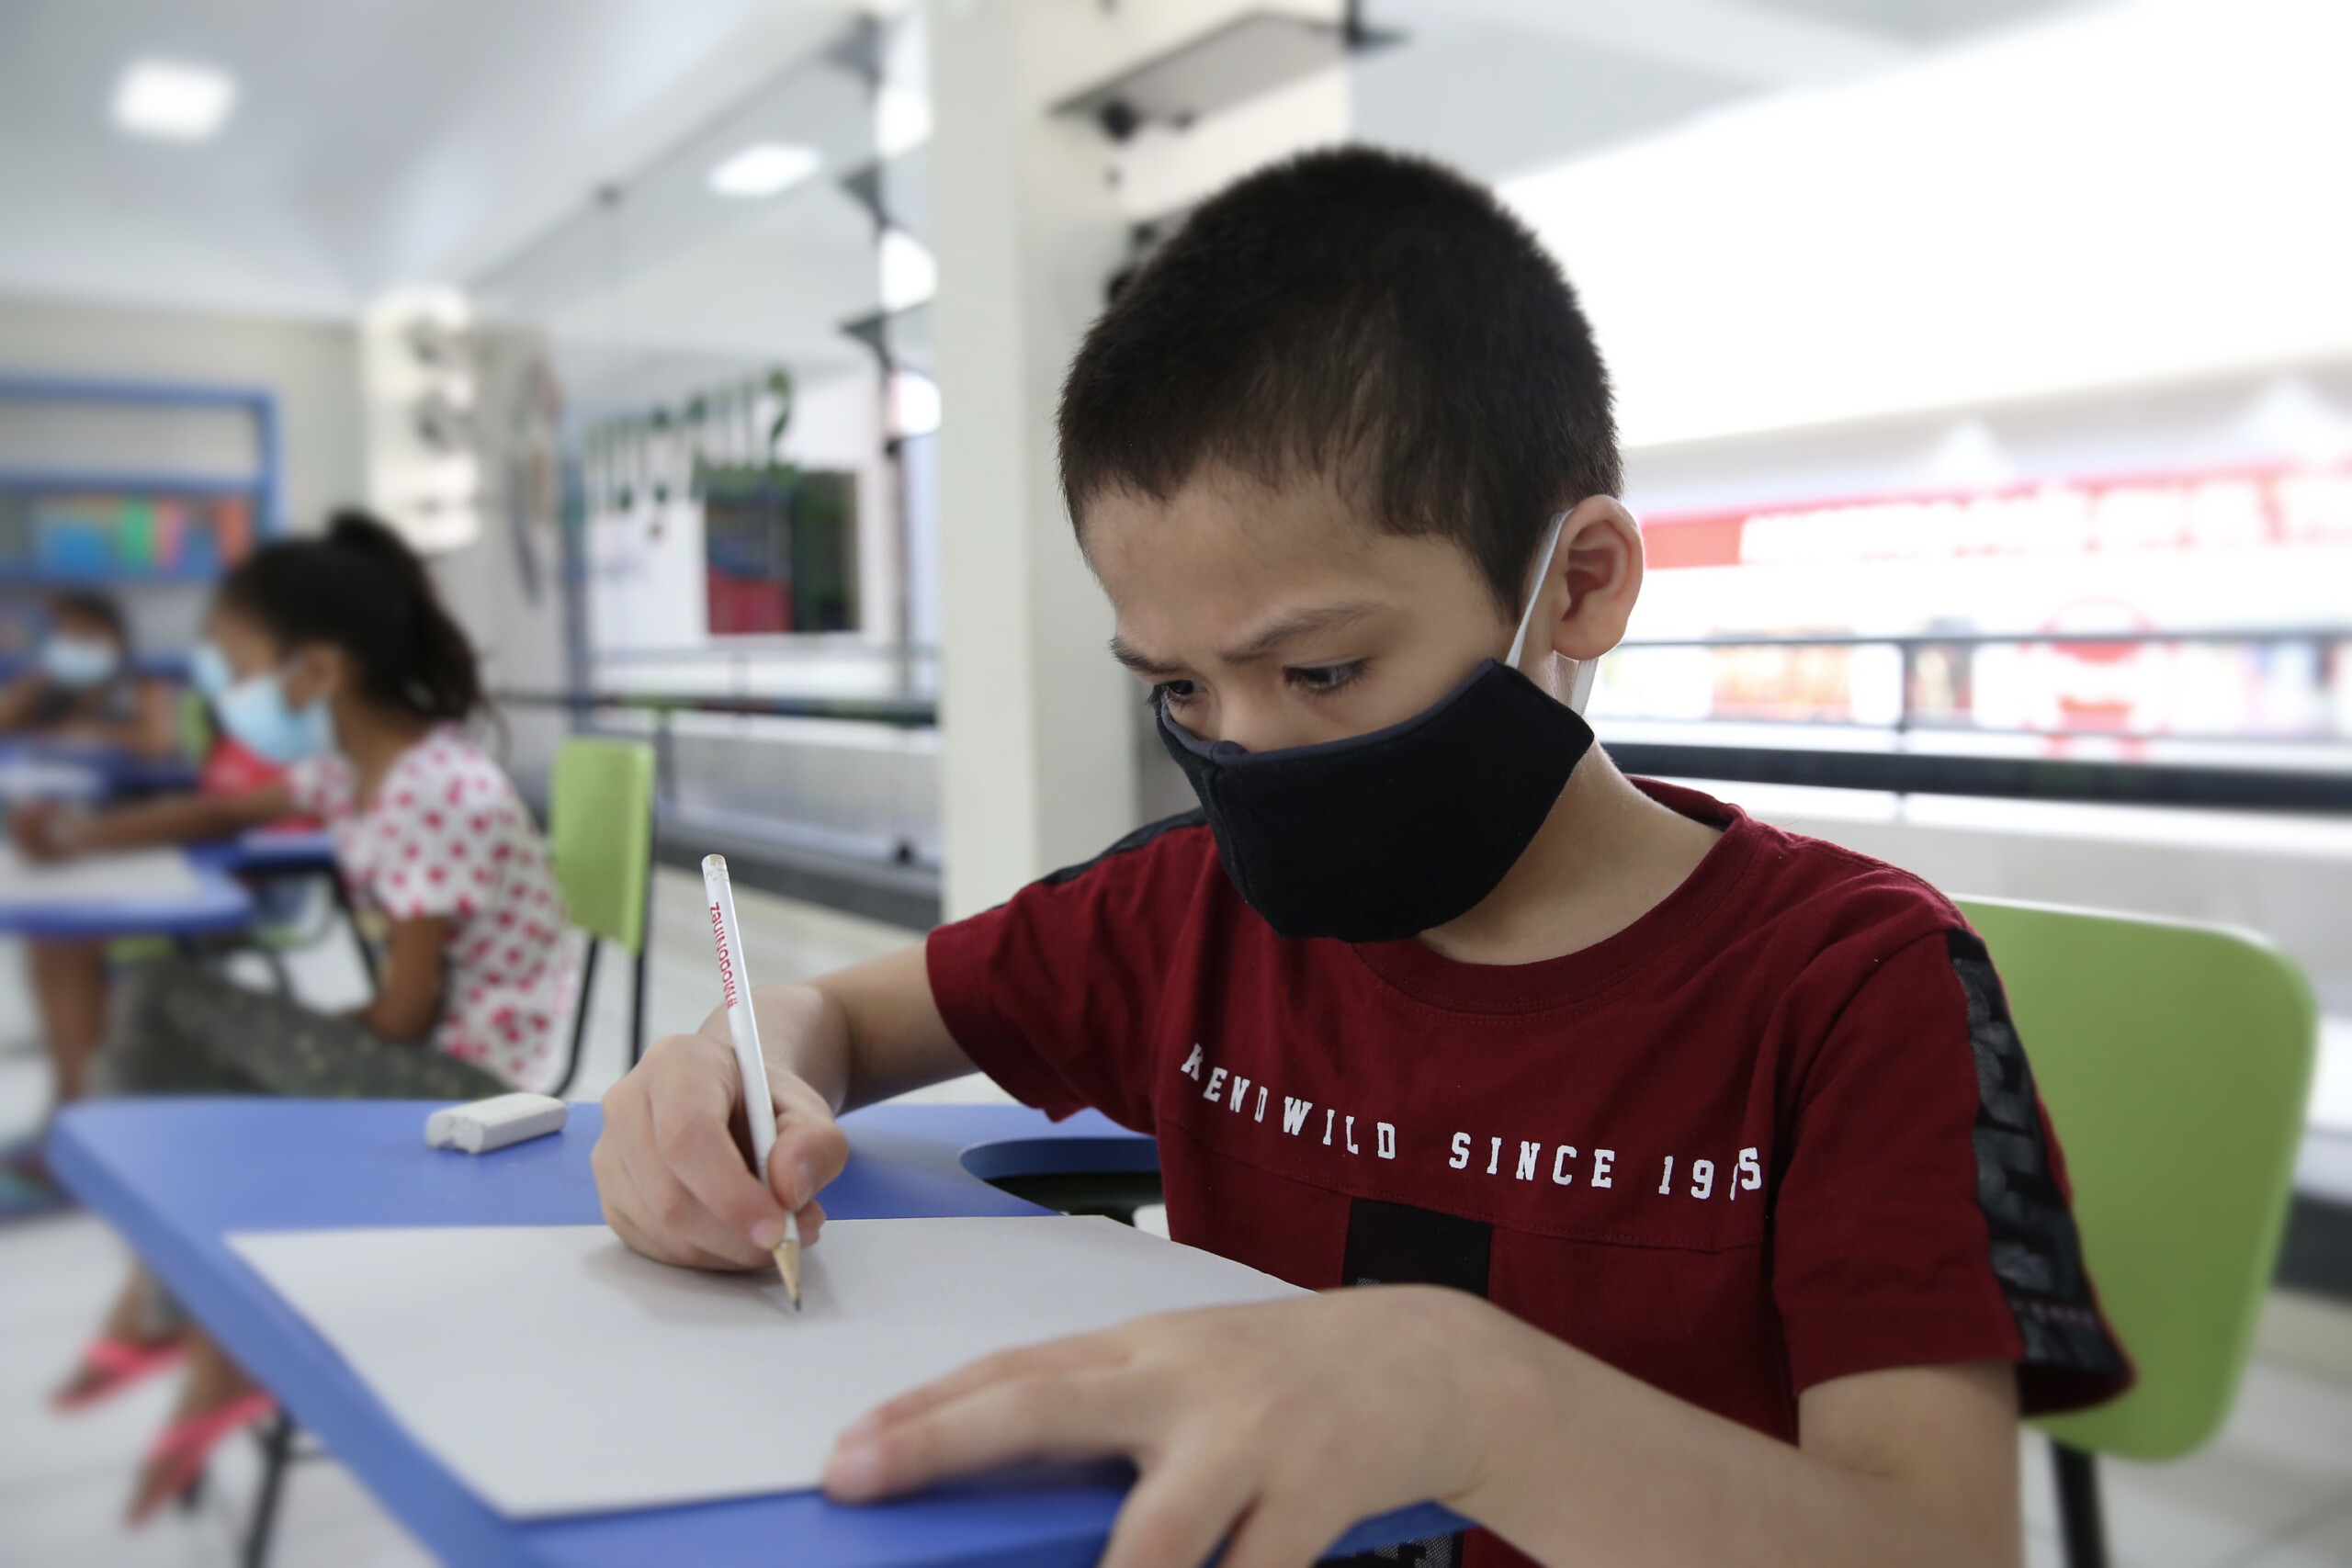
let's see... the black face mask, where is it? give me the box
[1156,513,1596,943]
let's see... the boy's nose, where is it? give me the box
[1207,704,1311,757]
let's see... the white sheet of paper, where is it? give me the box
[0,845,200,906]
[230,1217,1306,1517]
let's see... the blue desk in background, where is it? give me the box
[0,849,253,942]
[0,739,198,801]
[49,1100,1467,1567]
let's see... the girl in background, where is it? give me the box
[0,588,177,757]
[3,589,212,1141]
[28,513,574,1520]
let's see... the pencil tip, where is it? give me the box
[775,1241,801,1314]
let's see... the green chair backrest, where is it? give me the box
[176,686,215,764]
[1956,896,2315,1461]
[546,738,655,955]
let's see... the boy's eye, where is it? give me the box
[1284,662,1364,696]
[1150,679,1202,708]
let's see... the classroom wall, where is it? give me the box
[0,292,366,536]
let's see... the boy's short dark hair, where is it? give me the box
[1058,146,1621,615]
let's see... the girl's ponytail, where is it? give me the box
[318,513,484,721]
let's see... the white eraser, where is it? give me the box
[424,1093,568,1155]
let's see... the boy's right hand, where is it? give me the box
[593,1029,848,1271]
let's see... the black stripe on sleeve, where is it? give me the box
[1039,808,1208,887]
[1946,929,2132,1396]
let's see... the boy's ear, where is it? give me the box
[1531,494,1643,668]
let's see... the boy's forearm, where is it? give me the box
[1453,1303,2017,1568]
[723,943,970,1116]
[715,983,854,1111]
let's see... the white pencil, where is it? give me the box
[701,853,800,1311]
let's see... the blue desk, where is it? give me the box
[0,739,197,799]
[49,1100,1467,1566]
[0,850,254,941]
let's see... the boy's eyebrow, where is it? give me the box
[1219,602,1380,664]
[1108,602,1384,678]
[1108,637,1186,678]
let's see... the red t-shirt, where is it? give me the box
[927,779,2130,1566]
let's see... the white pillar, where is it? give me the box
[927,0,1347,919]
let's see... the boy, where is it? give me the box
[594,149,2127,1567]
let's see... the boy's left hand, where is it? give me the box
[822,1285,1511,1568]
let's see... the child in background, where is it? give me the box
[0,588,176,758]
[33,512,573,1521]
[1,592,193,1195]
[11,717,305,1127]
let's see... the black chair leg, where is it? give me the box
[2052,1439,2108,1568]
[329,874,377,988]
[243,1411,296,1568]
[548,940,600,1099]
[628,942,649,1067]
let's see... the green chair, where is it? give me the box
[1956,897,2316,1568]
[544,736,658,1097]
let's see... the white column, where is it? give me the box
[927,0,1347,919]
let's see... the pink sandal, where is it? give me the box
[128,1389,277,1525]
[51,1336,188,1413]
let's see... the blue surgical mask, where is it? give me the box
[188,640,233,701]
[41,636,121,690]
[214,668,335,764]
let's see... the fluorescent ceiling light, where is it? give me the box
[707,142,821,198]
[111,58,238,141]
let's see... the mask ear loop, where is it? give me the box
[1505,511,1569,669]
[1506,510,1603,716]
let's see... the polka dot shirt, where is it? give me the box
[288,728,575,1090]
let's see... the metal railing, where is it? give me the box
[1605,625,2350,746]
[503,619,2352,816]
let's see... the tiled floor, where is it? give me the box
[1,869,2347,1565]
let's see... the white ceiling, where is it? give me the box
[0,0,2098,400]
[1354,0,2100,185]
[1503,0,2352,447]
[0,0,858,317]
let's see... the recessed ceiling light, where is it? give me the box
[111,59,238,141]
[707,142,822,198]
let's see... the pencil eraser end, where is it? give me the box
[424,1093,568,1155]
